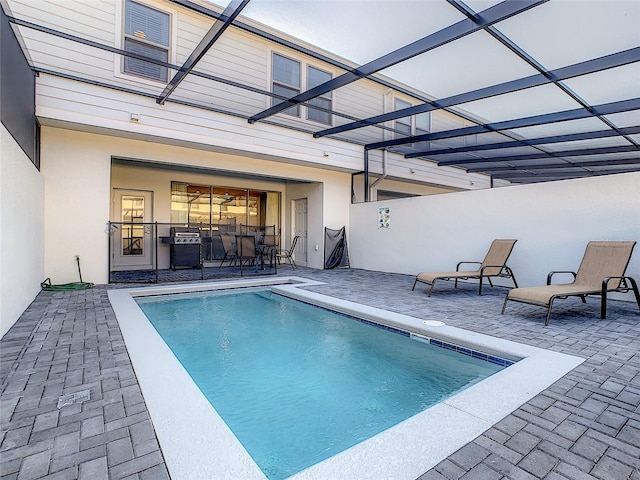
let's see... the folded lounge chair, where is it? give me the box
[412,239,519,296]
[502,241,640,326]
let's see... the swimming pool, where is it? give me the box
[108,277,584,480]
[136,287,508,479]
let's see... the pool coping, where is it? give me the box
[107,277,585,480]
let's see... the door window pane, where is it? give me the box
[121,195,144,256]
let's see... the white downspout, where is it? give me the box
[369,149,388,200]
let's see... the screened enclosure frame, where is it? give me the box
[5,0,639,185]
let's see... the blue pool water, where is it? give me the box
[136,288,506,480]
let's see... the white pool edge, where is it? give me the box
[108,278,584,480]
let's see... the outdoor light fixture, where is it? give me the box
[130,113,140,122]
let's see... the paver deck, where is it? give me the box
[1,267,639,479]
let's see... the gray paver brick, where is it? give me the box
[554,418,589,442]
[80,414,104,439]
[618,423,640,448]
[3,271,640,480]
[434,458,465,479]
[32,410,59,432]
[459,463,502,480]
[493,414,528,436]
[107,451,164,479]
[449,442,491,471]
[596,408,628,430]
[52,431,79,457]
[138,463,170,480]
[48,442,106,474]
[591,454,634,480]
[0,426,31,451]
[107,437,135,467]
[518,448,558,478]
[504,430,541,456]
[484,452,539,480]
[39,466,78,480]
[17,449,51,480]
[416,471,449,480]
[570,434,608,464]
[78,456,107,480]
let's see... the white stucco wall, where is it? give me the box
[1,125,44,338]
[348,172,640,298]
[41,128,112,286]
[41,127,353,283]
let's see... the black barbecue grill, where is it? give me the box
[161,227,202,269]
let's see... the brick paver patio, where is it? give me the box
[1,267,639,479]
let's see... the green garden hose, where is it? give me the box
[40,278,93,291]
[41,255,93,291]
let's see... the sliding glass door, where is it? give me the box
[170,182,281,260]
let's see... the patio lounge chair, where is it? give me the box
[501,241,640,326]
[412,239,518,296]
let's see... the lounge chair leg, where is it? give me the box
[428,282,435,297]
[544,299,555,326]
[508,268,519,288]
[629,277,640,312]
[501,296,509,314]
[478,277,483,295]
[412,278,417,291]
[601,290,607,319]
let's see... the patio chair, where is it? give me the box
[502,241,640,326]
[218,233,237,267]
[261,230,278,269]
[237,234,259,272]
[277,235,299,270]
[412,239,519,296]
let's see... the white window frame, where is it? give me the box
[271,53,301,117]
[306,65,333,126]
[394,97,431,139]
[115,0,176,86]
[270,51,334,126]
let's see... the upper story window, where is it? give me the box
[306,66,332,125]
[271,53,333,125]
[394,98,430,139]
[123,0,170,82]
[272,53,300,117]
[394,99,412,137]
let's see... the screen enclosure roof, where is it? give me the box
[6,0,640,184]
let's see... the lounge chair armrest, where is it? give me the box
[456,261,481,271]
[602,275,631,292]
[547,271,577,285]
[479,264,507,275]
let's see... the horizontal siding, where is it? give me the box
[36,72,493,190]
[11,0,499,191]
[9,0,115,44]
[35,74,364,169]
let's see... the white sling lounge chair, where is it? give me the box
[502,241,640,326]
[412,239,519,296]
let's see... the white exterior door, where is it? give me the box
[111,189,154,270]
[293,198,308,266]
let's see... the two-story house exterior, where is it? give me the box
[2,0,499,304]
[3,0,638,337]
